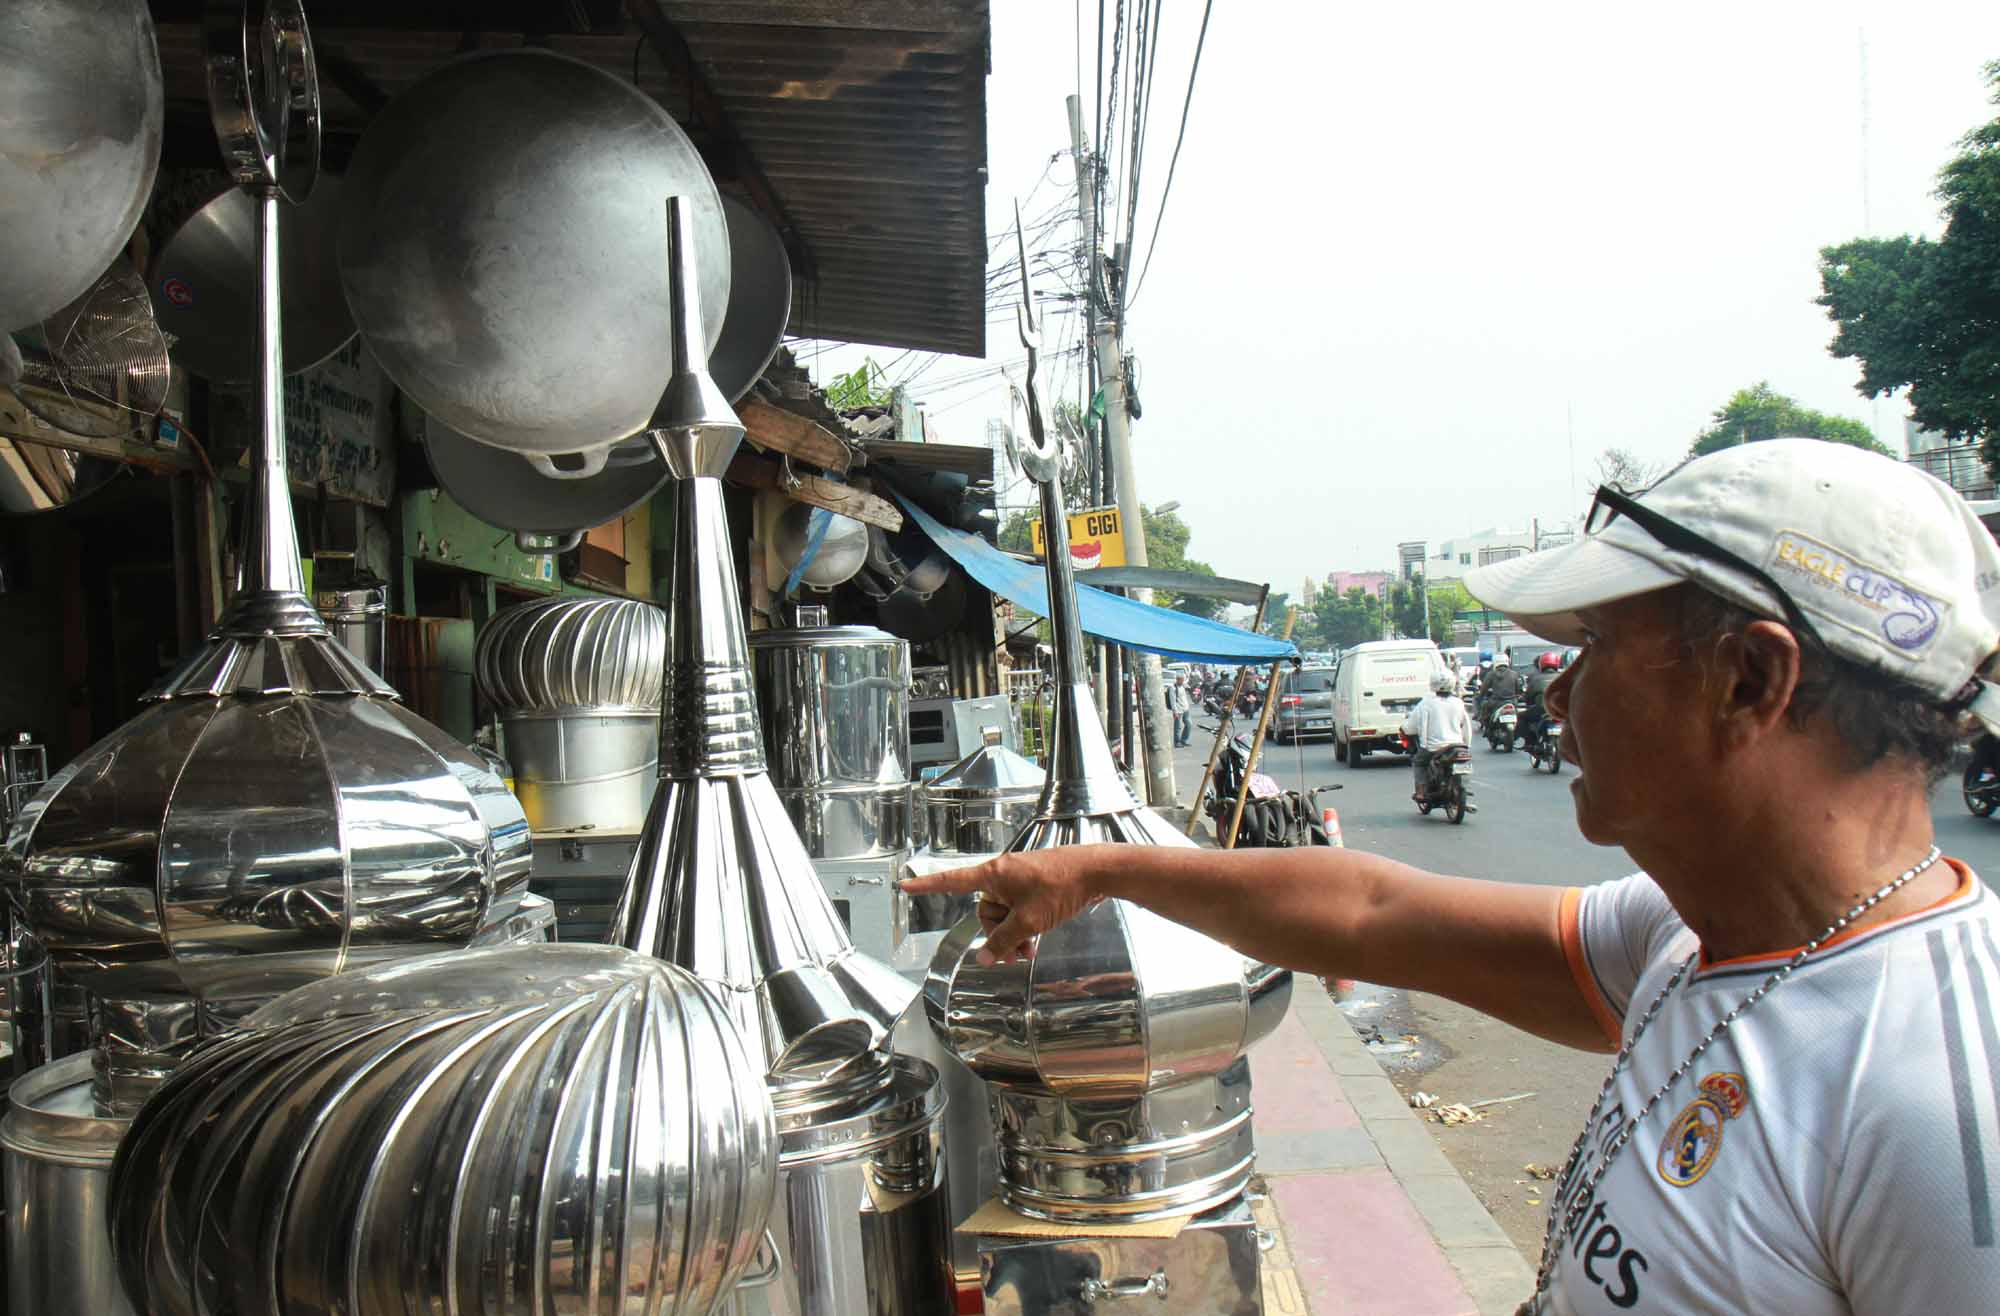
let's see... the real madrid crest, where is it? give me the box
[1657,1072,1750,1187]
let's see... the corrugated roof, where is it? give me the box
[146,0,989,358]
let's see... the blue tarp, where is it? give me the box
[893,493,1300,665]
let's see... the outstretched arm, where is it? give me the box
[901,844,1613,1052]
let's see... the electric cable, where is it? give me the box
[1126,0,1214,311]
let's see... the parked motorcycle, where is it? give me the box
[1481,700,1519,752]
[1523,712,1564,773]
[1200,723,1342,847]
[1966,737,2000,818]
[1410,739,1474,824]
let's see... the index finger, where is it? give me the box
[899,861,994,896]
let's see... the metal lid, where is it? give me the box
[747,624,900,651]
[2,1053,127,1164]
[312,587,385,616]
[921,738,1045,803]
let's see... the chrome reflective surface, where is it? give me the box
[920,738,1045,857]
[749,625,911,860]
[976,1195,1263,1316]
[1,683,533,1002]
[0,0,163,333]
[477,595,667,713]
[110,946,777,1316]
[424,419,674,542]
[727,1055,955,1316]
[3,1053,135,1316]
[612,479,913,1083]
[150,179,353,384]
[478,596,668,831]
[920,238,1293,1222]
[9,258,172,441]
[314,583,386,675]
[340,51,729,461]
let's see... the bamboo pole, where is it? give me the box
[1184,585,1270,837]
[1225,606,1297,849]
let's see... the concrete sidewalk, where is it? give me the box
[1248,978,1534,1315]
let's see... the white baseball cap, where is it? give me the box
[1465,438,2000,726]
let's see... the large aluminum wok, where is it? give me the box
[340,48,730,470]
[0,0,164,333]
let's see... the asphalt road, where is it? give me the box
[1171,720,2000,1255]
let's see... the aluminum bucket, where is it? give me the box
[501,711,660,832]
[2,1053,132,1316]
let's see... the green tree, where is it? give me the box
[825,357,892,410]
[1689,382,1888,458]
[1819,61,2000,472]
[1387,575,1472,644]
[997,507,1036,554]
[1313,586,1385,651]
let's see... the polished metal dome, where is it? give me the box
[109,944,778,1316]
[924,233,1293,1221]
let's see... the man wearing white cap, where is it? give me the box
[905,439,2000,1313]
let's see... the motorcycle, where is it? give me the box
[1523,711,1564,774]
[1200,723,1342,847]
[1966,737,2000,818]
[1481,700,1519,752]
[1409,738,1474,824]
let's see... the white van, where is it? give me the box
[1334,639,1449,764]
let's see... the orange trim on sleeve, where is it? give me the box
[1559,886,1623,1051]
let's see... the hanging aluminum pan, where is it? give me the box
[417,198,786,545]
[340,49,729,468]
[713,195,792,402]
[0,0,163,333]
[148,177,353,385]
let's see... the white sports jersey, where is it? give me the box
[1537,860,2000,1314]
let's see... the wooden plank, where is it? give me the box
[724,453,901,531]
[738,395,853,474]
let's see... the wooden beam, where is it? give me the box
[738,396,853,474]
[724,453,901,531]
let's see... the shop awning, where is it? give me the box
[893,494,1300,665]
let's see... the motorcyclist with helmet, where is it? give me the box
[1516,651,1563,751]
[1477,652,1520,728]
[1403,669,1471,802]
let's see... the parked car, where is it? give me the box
[1271,665,1338,743]
[1333,639,1449,764]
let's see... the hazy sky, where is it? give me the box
[801,2,2000,596]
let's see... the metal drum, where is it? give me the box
[2,1053,134,1316]
[731,1054,955,1316]
[313,584,386,675]
[475,596,666,833]
[748,625,912,860]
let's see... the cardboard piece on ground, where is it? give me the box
[958,1196,1192,1240]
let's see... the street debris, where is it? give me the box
[1523,1163,1559,1180]
[1433,1102,1483,1126]
[1408,1091,1437,1110]
[1468,1091,1537,1110]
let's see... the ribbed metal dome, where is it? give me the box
[475,595,667,713]
[109,944,777,1316]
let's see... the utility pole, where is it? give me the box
[1066,94,1175,808]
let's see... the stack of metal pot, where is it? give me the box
[749,619,915,960]
[920,223,1291,1311]
[611,198,955,1316]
